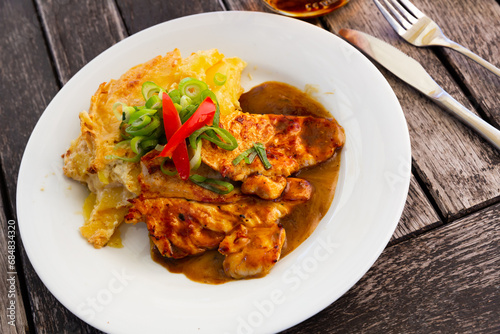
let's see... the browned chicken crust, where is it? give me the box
[126,192,302,278]
[126,196,291,278]
[125,107,344,279]
[201,112,345,181]
[126,148,315,279]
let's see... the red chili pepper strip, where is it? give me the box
[160,92,190,180]
[160,97,216,159]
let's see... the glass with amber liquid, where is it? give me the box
[262,0,350,18]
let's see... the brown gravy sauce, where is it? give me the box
[151,81,342,284]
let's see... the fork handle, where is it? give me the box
[442,40,500,77]
[434,91,500,151]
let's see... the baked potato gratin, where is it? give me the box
[63,49,345,281]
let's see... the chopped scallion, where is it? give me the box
[189,139,202,170]
[179,77,208,102]
[232,147,256,166]
[160,158,178,176]
[145,95,162,109]
[232,143,272,169]
[245,151,258,164]
[213,72,227,86]
[141,81,161,101]
[254,142,272,170]
[189,174,234,195]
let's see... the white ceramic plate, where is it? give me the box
[17,11,411,334]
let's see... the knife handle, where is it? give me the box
[434,92,500,151]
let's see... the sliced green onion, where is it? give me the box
[145,95,162,109]
[213,72,227,86]
[125,116,160,136]
[145,125,163,140]
[160,158,178,176]
[189,174,234,195]
[113,102,135,121]
[189,139,202,170]
[254,142,272,170]
[142,81,161,101]
[179,104,198,124]
[140,138,158,151]
[130,136,145,154]
[201,127,238,150]
[245,151,258,164]
[128,109,157,124]
[232,147,256,166]
[109,80,228,166]
[130,115,152,128]
[180,95,192,109]
[189,126,237,151]
[200,90,220,127]
[168,89,181,104]
[174,103,182,112]
[232,143,272,169]
[179,77,208,102]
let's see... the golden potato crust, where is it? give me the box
[63,49,246,248]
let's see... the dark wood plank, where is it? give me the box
[2,1,481,332]
[0,176,29,333]
[320,0,500,220]
[116,0,224,35]
[224,0,274,12]
[3,1,127,333]
[0,0,60,209]
[16,1,225,332]
[36,0,127,84]
[0,1,71,332]
[390,174,441,244]
[283,202,500,333]
[419,0,500,128]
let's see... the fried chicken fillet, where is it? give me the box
[125,103,344,279]
[126,151,313,279]
[201,111,345,200]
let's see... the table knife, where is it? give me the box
[338,28,500,151]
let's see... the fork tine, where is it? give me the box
[383,0,413,29]
[398,0,425,19]
[373,0,407,35]
[389,0,417,24]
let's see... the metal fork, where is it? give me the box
[374,0,500,77]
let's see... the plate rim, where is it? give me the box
[16,10,411,333]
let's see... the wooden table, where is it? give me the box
[1,0,499,332]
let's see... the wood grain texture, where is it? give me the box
[0,0,60,211]
[116,0,224,34]
[3,0,497,332]
[390,175,441,244]
[321,0,500,220]
[0,182,29,333]
[224,0,274,12]
[282,202,500,334]
[36,0,127,84]
[4,1,125,333]
[417,0,500,128]
[220,1,442,239]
